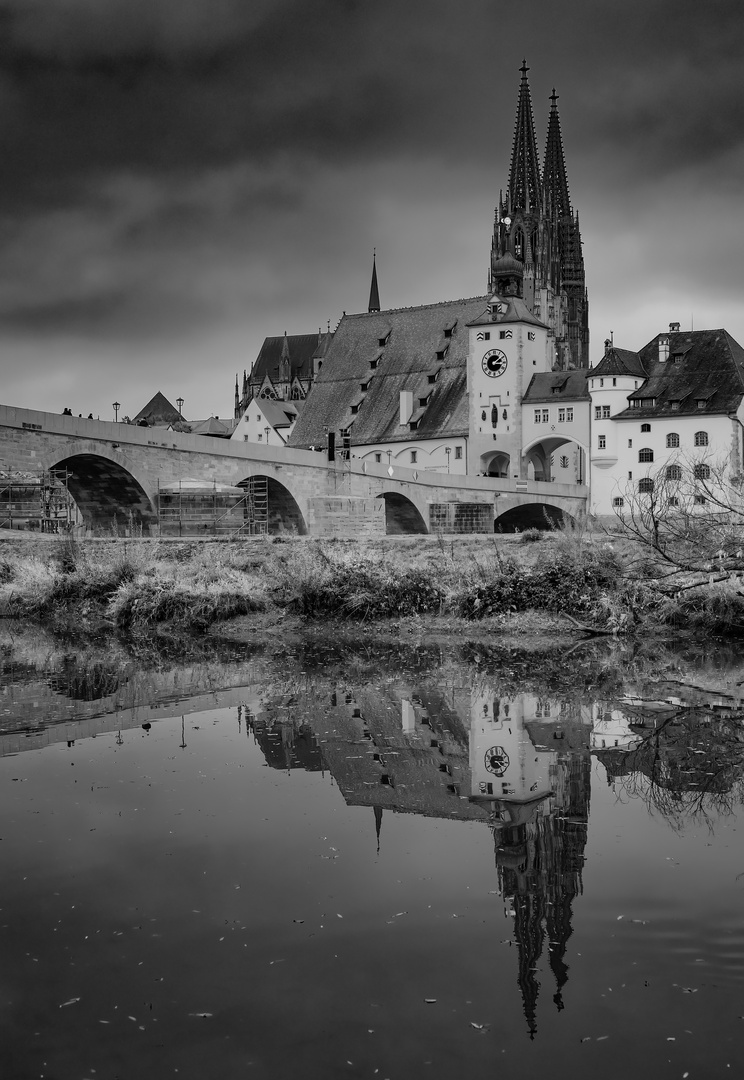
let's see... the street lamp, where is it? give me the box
[113,401,120,423]
[445,446,451,473]
[176,397,184,420]
[264,426,270,444]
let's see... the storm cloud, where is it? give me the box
[0,0,743,417]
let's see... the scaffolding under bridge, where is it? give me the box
[157,477,269,536]
[0,469,77,532]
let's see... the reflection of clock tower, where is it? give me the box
[467,276,550,480]
[489,62,589,371]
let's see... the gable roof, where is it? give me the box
[288,297,489,448]
[251,332,329,383]
[133,391,182,425]
[614,329,744,419]
[254,399,302,428]
[523,370,590,403]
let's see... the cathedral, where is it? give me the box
[233,65,591,492]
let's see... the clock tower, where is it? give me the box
[467,276,550,480]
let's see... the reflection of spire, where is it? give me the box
[495,751,589,1036]
[514,892,544,1039]
[180,715,187,749]
[374,805,383,853]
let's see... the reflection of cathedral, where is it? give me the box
[469,687,590,1037]
[249,678,591,1037]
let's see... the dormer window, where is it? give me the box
[378,330,391,347]
[360,382,369,392]
[444,320,457,339]
[369,357,379,370]
[670,400,680,411]
[427,367,441,385]
[350,403,360,415]
[696,399,706,409]
[418,396,429,407]
[436,346,448,360]
[409,419,419,431]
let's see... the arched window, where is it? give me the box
[666,464,682,480]
[694,463,711,480]
[638,478,654,493]
[694,431,708,447]
[641,423,651,432]
[666,432,680,448]
[638,447,654,463]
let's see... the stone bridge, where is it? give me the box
[0,404,588,536]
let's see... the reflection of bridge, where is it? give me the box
[0,404,588,535]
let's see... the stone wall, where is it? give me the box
[429,501,493,534]
[306,496,385,538]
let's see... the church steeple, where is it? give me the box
[543,90,571,220]
[507,61,542,216]
[368,251,381,313]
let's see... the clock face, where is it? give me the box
[482,349,508,378]
[484,745,510,776]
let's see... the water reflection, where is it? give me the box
[2,621,744,1068]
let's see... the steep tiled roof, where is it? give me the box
[251,333,324,383]
[288,297,489,447]
[133,391,182,425]
[590,346,646,379]
[523,370,590,403]
[614,329,744,419]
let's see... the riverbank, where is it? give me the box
[1,529,742,639]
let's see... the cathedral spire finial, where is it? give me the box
[368,251,381,313]
[507,61,541,217]
[543,86,571,219]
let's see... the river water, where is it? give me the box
[1,623,743,1080]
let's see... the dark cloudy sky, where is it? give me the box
[1,0,743,421]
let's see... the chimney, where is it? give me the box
[399,390,413,425]
[659,334,669,362]
[669,321,680,332]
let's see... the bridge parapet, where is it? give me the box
[0,403,589,536]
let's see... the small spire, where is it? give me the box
[368,250,380,313]
[279,332,291,381]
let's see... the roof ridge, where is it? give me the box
[343,296,488,319]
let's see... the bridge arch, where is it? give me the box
[376,491,428,535]
[238,474,307,535]
[42,447,158,535]
[494,502,577,533]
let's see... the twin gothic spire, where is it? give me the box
[491,62,588,369]
[503,61,573,225]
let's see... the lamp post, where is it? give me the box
[445,446,451,473]
[176,397,184,420]
[113,401,120,423]
[264,426,270,445]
